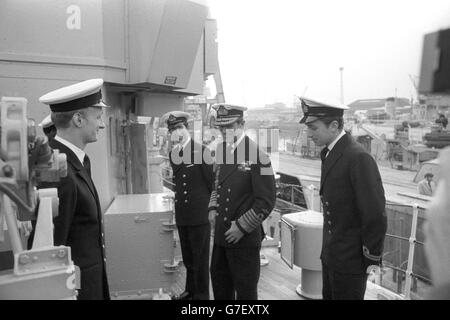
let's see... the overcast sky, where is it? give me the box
[207,0,450,108]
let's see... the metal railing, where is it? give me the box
[382,202,432,299]
[277,185,431,299]
[276,183,307,209]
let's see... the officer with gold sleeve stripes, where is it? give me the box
[208,103,276,300]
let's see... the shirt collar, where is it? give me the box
[181,137,191,151]
[327,130,346,153]
[54,135,86,165]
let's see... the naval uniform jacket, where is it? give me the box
[209,136,276,248]
[320,133,387,274]
[39,139,109,300]
[169,140,214,226]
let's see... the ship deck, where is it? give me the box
[171,246,385,300]
[170,152,426,301]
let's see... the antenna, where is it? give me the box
[409,74,419,100]
[302,86,308,96]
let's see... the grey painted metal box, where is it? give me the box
[104,192,180,299]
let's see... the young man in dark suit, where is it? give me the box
[208,104,276,300]
[163,111,213,300]
[37,79,110,300]
[300,97,387,300]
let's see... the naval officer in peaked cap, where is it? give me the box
[162,110,213,300]
[208,103,276,300]
[39,114,57,141]
[300,96,387,300]
[38,79,110,300]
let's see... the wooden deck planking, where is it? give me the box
[258,247,304,300]
[172,245,391,300]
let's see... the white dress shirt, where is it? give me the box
[325,130,346,158]
[230,132,245,154]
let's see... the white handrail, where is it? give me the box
[307,184,316,211]
[404,203,419,299]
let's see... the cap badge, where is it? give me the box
[217,106,228,116]
[168,114,177,122]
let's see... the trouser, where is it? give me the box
[322,262,368,300]
[210,244,260,300]
[78,264,110,300]
[178,224,211,300]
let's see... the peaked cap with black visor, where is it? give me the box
[299,97,349,125]
[39,79,109,112]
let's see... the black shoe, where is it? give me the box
[172,291,192,300]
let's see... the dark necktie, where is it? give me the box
[320,147,329,162]
[174,144,183,157]
[83,155,91,177]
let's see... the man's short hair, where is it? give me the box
[425,173,434,178]
[319,117,344,130]
[51,109,87,129]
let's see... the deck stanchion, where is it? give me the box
[404,204,419,299]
